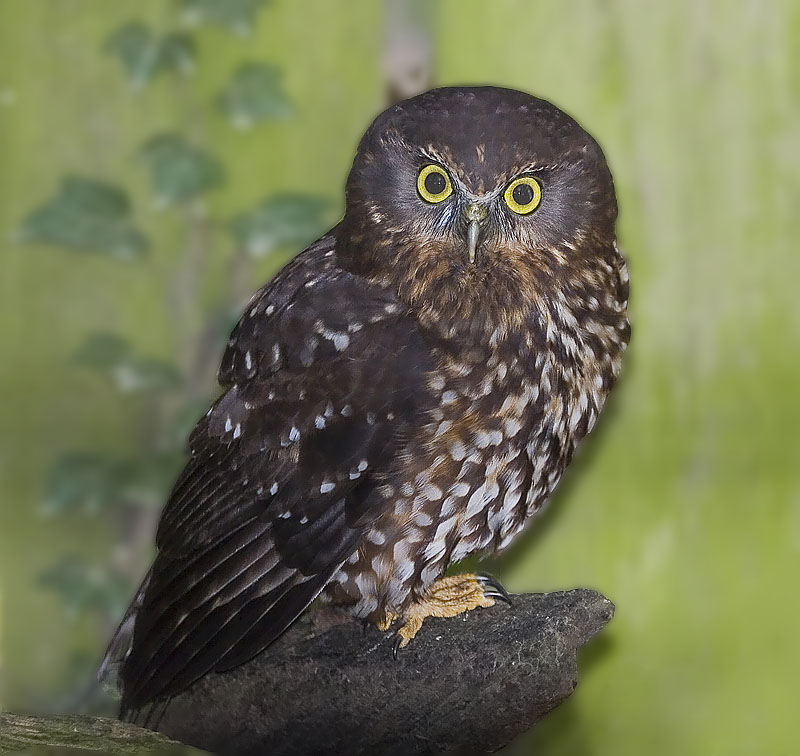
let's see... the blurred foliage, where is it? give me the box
[72,332,182,393]
[44,453,128,517]
[44,452,182,517]
[17,177,149,260]
[105,22,195,89]
[230,194,331,257]
[38,557,130,620]
[216,63,293,129]
[139,134,225,207]
[179,0,269,35]
[4,0,333,715]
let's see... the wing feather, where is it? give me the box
[114,236,434,711]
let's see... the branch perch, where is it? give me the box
[0,712,204,754]
[130,588,613,756]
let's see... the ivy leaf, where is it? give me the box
[139,134,225,206]
[44,453,126,516]
[230,194,331,257]
[16,177,148,260]
[71,332,129,370]
[38,556,131,619]
[179,0,269,35]
[73,332,182,393]
[110,358,182,393]
[52,453,182,515]
[104,22,162,89]
[120,453,185,507]
[105,22,196,89]
[44,451,182,516]
[216,63,292,129]
[159,32,196,74]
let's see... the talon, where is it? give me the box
[389,573,501,652]
[482,589,512,605]
[476,573,513,605]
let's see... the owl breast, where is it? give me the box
[325,300,622,621]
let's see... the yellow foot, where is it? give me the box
[375,610,398,632]
[393,573,511,655]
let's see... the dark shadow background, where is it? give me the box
[1,2,798,754]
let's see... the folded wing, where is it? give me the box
[113,237,432,710]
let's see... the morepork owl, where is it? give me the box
[101,86,630,713]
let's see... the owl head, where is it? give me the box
[336,87,620,341]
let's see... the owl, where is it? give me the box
[102,86,630,714]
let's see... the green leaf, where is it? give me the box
[104,21,161,89]
[44,453,126,516]
[73,332,182,393]
[216,62,292,129]
[44,451,182,516]
[38,557,131,619]
[111,357,182,393]
[72,332,130,370]
[139,134,225,206]
[17,177,148,260]
[179,0,269,35]
[230,194,331,257]
[122,452,185,505]
[105,22,196,89]
[160,32,196,74]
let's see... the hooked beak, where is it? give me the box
[464,202,487,264]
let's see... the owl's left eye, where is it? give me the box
[504,176,542,215]
[417,165,453,203]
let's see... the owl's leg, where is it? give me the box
[392,573,511,655]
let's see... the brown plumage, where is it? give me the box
[102,86,630,713]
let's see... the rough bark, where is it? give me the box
[0,712,206,754]
[129,588,613,756]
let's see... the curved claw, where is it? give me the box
[392,634,403,660]
[476,573,513,606]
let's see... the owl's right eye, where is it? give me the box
[417,165,453,203]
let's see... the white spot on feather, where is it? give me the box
[413,510,434,526]
[422,484,443,501]
[368,529,386,545]
[449,440,467,461]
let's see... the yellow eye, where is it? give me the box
[417,164,453,203]
[504,176,542,215]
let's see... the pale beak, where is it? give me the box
[464,202,487,264]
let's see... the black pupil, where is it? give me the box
[424,170,447,195]
[512,182,535,206]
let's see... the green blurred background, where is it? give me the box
[1,1,798,753]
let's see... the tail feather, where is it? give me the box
[97,568,152,691]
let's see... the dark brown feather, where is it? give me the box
[118,236,434,710]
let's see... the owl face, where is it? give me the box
[338,87,620,339]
